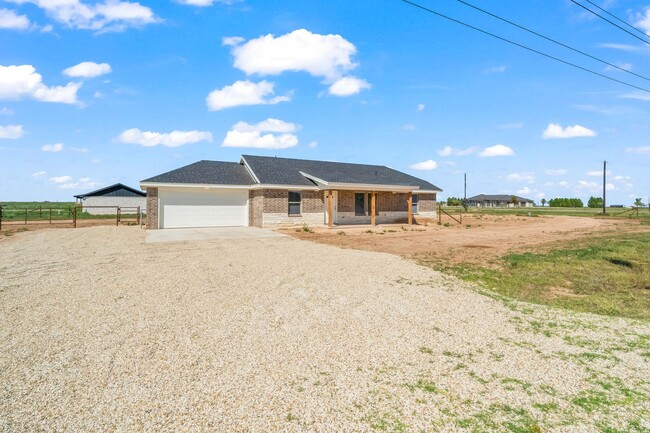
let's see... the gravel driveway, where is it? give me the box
[1,226,648,432]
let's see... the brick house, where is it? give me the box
[140,155,442,229]
[466,194,534,208]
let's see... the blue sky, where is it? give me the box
[1,0,649,205]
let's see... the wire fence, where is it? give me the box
[0,205,145,231]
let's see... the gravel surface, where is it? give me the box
[1,226,648,432]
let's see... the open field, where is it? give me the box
[460,206,650,220]
[1,226,648,432]
[289,214,650,320]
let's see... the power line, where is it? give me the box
[400,0,650,93]
[569,0,650,46]
[582,0,650,39]
[451,0,650,83]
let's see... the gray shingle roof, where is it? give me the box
[468,194,534,203]
[141,161,254,185]
[242,155,442,191]
[74,183,146,198]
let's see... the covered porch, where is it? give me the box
[323,189,432,227]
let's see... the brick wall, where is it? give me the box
[418,193,437,212]
[302,190,324,213]
[377,192,409,212]
[249,189,264,227]
[263,190,288,213]
[145,187,158,229]
[260,189,324,227]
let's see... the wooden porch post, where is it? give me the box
[327,190,333,227]
[371,192,376,226]
[407,192,413,225]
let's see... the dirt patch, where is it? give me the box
[286,215,647,266]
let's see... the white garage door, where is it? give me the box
[159,188,248,228]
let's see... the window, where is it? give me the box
[354,193,365,216]
[288,191,302,215]
[412,194,419,214]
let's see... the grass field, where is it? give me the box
[420,232,650,321]
[458,205,650,220]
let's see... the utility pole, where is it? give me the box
[602,160,607,215]
[464,173,467,202]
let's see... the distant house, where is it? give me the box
[140,155,442,229]
[74,183,146,215]
[467,194,534,208]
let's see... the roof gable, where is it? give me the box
[74,183,146,198]
[241,155,441,191]
[141,161,254,185]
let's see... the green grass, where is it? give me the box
[421,233,650,321]
[441,206,650,222]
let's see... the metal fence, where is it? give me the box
[0,205,143,230]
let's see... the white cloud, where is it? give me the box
[31,171,46,177]
[545,169,567,176]
[49,175,72,183]
[0,107,13,115]
[506,172,535,183]
[517,187,532,195]
[576,180,614,192]
[222,36,244,46]
[598,43,639,52]
[605,62,633,72]
[90,158,101,163]
[118,128,213,147]
[0,124,23,139]
[498,122,524,130]
[206,80,290,111]
[417,104,425,111]
[226,29,369,95]
[59,180,102,189]
[307,141,318,148]
[558,181,570,187]
[6,0,158,32]
[222,118,299,149]
[409,160,438,170]
[438,145,479,157]
[0,65,80,104]
[0,8,30,29]
[41,143,64,152]
[635,6,650,35]
[63,61,112,78]
[177,0,240,6]
[586,170,610,177]
[542,123,596,139]
[328,76,370,96]
[483,65,506,74]
[626,146,650,154]
[478,144,514,157]
[619,92,650,101]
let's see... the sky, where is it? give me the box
[1,0,649,205]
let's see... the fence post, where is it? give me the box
[25,209,27,225]
[0,206,2,231]
[116,208,120,226]
[49,208,52,224]
[137,206,141,225]
[438,203,441,225]
[73,207,77,228]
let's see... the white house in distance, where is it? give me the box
[74,183,147,215]
[467,194,534,208]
